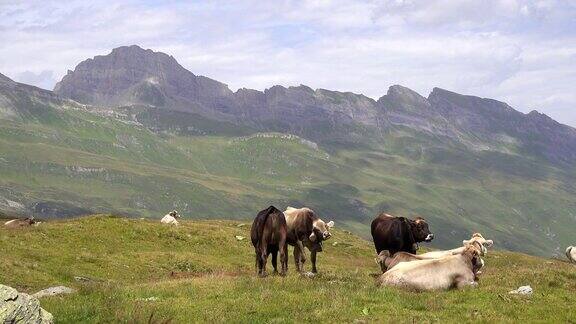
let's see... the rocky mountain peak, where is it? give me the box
[53,45,235,115]
[380,85,431,110]
[0,73,14,84]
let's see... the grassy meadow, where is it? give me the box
[1,215,575,323]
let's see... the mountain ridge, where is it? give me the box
[52,45,576,165]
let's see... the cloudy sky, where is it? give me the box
[1,0,575,126]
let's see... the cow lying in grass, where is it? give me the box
[4,216,37,228]
[378,245,483,291]
[376,233,493,273]
[419,233,493,258]
[161,210,181,225]
[284,207,334,274]
[567,246,576,263]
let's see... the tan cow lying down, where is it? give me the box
[161,210,181,225]
[567,246,576,263]
[376,233,493,272]
[418,233,493,258]
[4,217,38,228]
[378,246,483,291]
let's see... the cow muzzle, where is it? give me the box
[323,232,331,240]
[424,233,434,242]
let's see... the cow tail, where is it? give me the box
[256,206,276,244]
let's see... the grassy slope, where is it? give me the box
[0,95,575,256]
[0,216,575,323]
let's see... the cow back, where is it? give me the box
[284,207,315,245]
[251,206,286,248]
[371,213,415,255]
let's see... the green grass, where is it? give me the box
[1,215,575,323]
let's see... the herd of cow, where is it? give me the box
[3,209,576,291]
[250,205,575,292]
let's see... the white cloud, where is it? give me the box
[0,0,574,126]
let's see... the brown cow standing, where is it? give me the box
[284,207,334,274]
[371,213,433,256]
[250,206,288,277]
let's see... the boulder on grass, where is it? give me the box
[0,284,53,323]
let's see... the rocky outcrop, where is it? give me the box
[54,45,236,119]
[33,286,75,299]
[0,285,53,323]
[426,88,576,163]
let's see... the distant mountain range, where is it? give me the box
[1,45,575,256]
[54,45,576,165]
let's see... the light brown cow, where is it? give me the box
[418,233,493,258]
[283,207,334,274]
[378,246,483,291]
[4,217,37,228]
[376,233,492,272]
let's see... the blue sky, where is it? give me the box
[1,0,575,126]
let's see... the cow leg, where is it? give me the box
[310,250,318,274]
[298,240,308,272]
[280,242,288,276]
[254,248,260,275]
[293,241,307,272]
[293,245,302,272]
[271,250,278,274]
[455,276,478,289]
[259,245,268,277]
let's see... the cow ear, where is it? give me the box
[485,240,494,247]
[327,221,335,228]
[309,232,317,242]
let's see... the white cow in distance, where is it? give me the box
[567,246,576,263]
[161,210,181,225]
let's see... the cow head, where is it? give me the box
[169,210,181,218]
[309,219,335,243]
[463,233,493,256]
[25,216,36,225]
[412,217,434,242]
[463,245,484,274]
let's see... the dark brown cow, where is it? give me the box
[371,213,433,256]
[4,217,37,228]
[250,206,288,277]
[283,207,334,274]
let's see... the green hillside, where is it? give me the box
[1,216,575,323]
[1,80,576,256]
[1,96,575,255]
